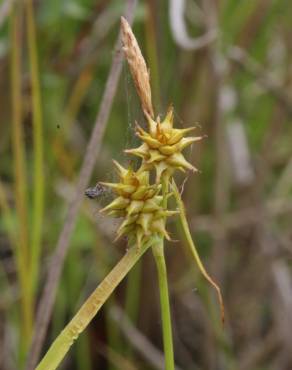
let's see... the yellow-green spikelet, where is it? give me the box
[100,161,176,246]
[125,106,202,181]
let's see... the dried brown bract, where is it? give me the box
[121,16,154,118]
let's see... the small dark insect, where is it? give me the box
[57,124,60,129]
[85,183,106,199]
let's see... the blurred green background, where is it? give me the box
[1,0,292,369]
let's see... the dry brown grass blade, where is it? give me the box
[121,16,154,118]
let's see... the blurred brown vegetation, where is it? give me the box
[1,0,292,369]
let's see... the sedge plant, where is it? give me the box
[36,17,224,370]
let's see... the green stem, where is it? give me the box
[172,180,225,323]
[153,175,175,369]
[10,3,33,356]
[152,240,175,370]
[36,239,155,370]
[26,0,44,293]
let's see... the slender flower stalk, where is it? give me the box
[152,239,175,370]
[151,176,175,370]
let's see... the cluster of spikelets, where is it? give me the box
[100,162,177,246]
[99,108,202,247]
[98,16,203,247]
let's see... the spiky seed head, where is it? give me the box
[125,107,202,181]
[100,162,176,246]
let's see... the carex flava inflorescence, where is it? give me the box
[92,18,203,249]
[98,109,202,246]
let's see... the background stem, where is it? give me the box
[10,3,32,359]
[123,258,142,357]
[26,0,44,294]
